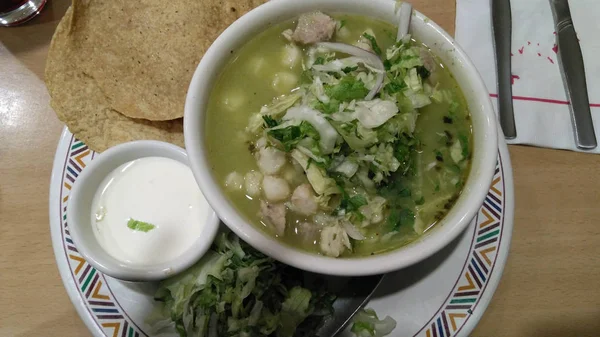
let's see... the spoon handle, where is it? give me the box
[396,2,412,41]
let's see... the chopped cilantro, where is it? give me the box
[383,78,406,94]
[262,115,278,128]
[398,188,411,197]
[362,33,382,56]
[339,20,347,29]
[416,66,430,79]
[312,99,340,114]
[448,164,461,174]
[325,76,369,102]
[340,194,368,213]
[268,121,319,152]
[300,69,314,83]
[458,132,470,158]
[314,56,326,65]
[127,219,155,232]
[392,134,418,175]
[342,66,358,73]
[383,59,392,70]
[388,208,415,231]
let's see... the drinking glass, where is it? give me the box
[0,0,47,27]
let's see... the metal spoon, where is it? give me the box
[316,274,385,337]
[396,2,412,41]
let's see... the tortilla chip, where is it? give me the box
[45,7,184,152]
[62,0,266,121]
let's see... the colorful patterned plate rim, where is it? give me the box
[49,126,514,337]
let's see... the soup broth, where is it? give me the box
[205,13,472,257]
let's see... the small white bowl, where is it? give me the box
[67,140,220,282]
[184,0,498,276]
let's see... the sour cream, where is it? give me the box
[91,156,209,266]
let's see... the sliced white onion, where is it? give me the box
[283,106,338,154]
[342,220,366,241]
[316,42,385,100]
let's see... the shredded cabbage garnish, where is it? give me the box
[351,308,397,337]
[148,232,337,337]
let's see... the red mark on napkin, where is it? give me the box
[528,41,531,45]
[552,44,558,54]
[511,74,520,85]
[518,46,524,54]
[547,56,555,64]
[537,52,542,57]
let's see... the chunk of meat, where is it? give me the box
[257,147,287,175]
[292,12,336,45]
[260,201,286,236]
[262,175,291,202]
[291,184,318,215]
[244,171,263,197]
[319,225,351,257]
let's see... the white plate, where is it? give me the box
[49,126,513,337]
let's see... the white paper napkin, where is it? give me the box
[455,0,600,153]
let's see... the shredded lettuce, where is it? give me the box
[291,149,339,196]
[351,308,397,337]
[148,232,337,337]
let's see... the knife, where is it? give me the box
[549,0,597,150]
[491,0,517,139]
[316,274,384,337]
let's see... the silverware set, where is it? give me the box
[492,0,597,149]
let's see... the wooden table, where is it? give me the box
[1,1,598,336]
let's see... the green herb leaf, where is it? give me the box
[383,59,392,70]
[383,78,406,94]
[325,76,369,102]
[262,115,278,128]
[127,219,155,232]
[416,65,431,79]
[342,66,358,73]
[362,33,382,56]
[314,56,326,65]
[312,99,340,114]
[458,132,470,158]
[388,208,415,231]
[268,122,320,152]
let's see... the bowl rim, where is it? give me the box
[66,140,220,282]
[184,0,498,276]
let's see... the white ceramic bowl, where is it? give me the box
[184,0,498,276]
[67,141,220,282]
